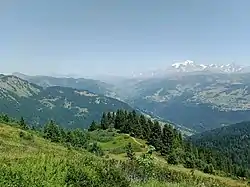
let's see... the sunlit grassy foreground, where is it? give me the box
[0,123,248,187]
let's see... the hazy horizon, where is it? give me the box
[1,0,250,77]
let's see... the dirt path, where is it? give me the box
[124,134,144,146]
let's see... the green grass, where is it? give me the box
[0,123,249,187]
[90,129,249,187]
[133,180,193,187]
[89,130,146,156]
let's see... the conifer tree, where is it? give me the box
[140,115,150,139]
[2,114,9,123]
[101,112,109,130]
[43,120,61,142]
[19,117,29,130]
[148,120,162,151]
[89,121,98,131]
[161,125,174,156]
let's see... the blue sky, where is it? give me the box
[0,0,249,76]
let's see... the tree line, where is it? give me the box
[90,109,250,178]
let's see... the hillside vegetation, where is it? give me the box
[191,121,250,174]
[0,114,248,187]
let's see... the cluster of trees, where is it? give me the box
[191,121,250,178]
[93,110,250,178]
[43,120,104,156]
[0,114,104,157]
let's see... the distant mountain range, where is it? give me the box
[114,72,250,132]
[12,72,115,96]
[0,75,133,129]
[8,69,250,133]
[131,60,248,79]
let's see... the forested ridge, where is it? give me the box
[191,121,250,175]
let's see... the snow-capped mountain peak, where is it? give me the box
[170,60,243,73]
[172,60,195,68]
[171,60,208,72]
[130,60,245,79]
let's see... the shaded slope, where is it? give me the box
[190,121,250,169]
[0,75,133,129]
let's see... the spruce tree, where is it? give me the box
[161,125,174,156]
[148,120,162,151]
[140,115,150,139]
[101,112,109,130]
[43,120,61,142]
[89,121,98,131]
[19,117,28,130]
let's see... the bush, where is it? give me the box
[19,131,34,141]
[183,157,195,169]
[194,159,206,171]
[167,152,179,165]
[87,142,104,156]
[203,164,215,174]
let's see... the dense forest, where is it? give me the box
[191,121,250,174]
[91,110,250,179]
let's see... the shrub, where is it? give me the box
[167,152,179,165]
[203,164,215,174]
[19,131,34,141]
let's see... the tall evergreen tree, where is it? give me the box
[89,121,98,131]
[19,117,29,130]
[43,120,61,142]
[140,115,150,139]
[148,121,162,151]
[161,125,174,156]
[101,112,109,130]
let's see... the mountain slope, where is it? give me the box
[0,121,247,187]
[0,75,133,129]
[13,72,116,97]
[190,121,250,169]
[120,73,250,132]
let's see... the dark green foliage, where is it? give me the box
[101,112,109,130]
[97,109,250,179]
[161,124,175,155]
[87,142,104,156]
[1,114,9,123]
[43,120,62,142]
[19,131,34,141]
[167,152,179,165]
[88,121,99,131]
[203,164,215,174]
[148,121,162,151]
[42,119,91,150]
[191,121,250,178]
[184,157,195,169]
[125,142,135,160]
[19,117,29,130]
